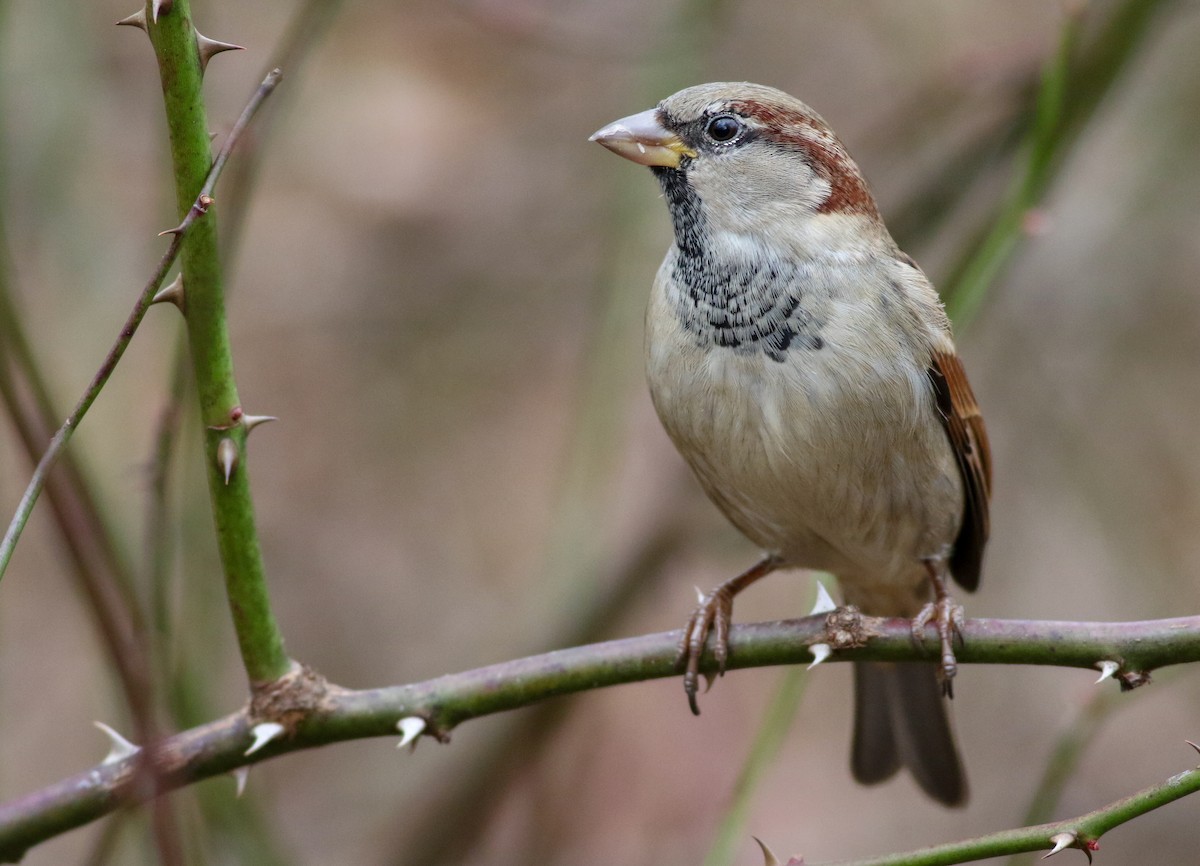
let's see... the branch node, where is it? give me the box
[248,662,334,735]
[822,605,873,649]
[1117,670,1152,691]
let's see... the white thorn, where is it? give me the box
[151,274,184,310]
[242,415,278,433]
[232,766,250,797]
[808,580,837,615]
[217,437,238,485]
[244,722,285,756]
[151,0,172,23]
[694,585,705,604]
[196,33,245,72]
[94,721,141,765]
[753,837,780,866]
[396,716,426,749]
[806,643,832,670]
[1094,660,1119,684]
[1042,832,1075,859]
[115,9,147,30]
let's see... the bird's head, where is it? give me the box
[591,82,882,257]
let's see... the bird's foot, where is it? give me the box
[912,555,965,697]
[676,585,736,716]
[675,554,782,715]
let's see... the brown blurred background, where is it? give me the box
[1,0,1199,863]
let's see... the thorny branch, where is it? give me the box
[0,612,1197,860]
[0,68,283,585]
[759,744,1200,865]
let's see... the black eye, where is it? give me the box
[705,115,741,143]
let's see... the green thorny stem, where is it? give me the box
[146,0,290,685]
[802,746,1200,865]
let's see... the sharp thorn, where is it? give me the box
[196,33,245,73]
[753,837,780,866]
[151,274,185,310]
[808,580,837,615]
[115,9,148,30]
[94,721,141,765]
[694,585,705,604]
[217,437,238,485]
[232,766,249,797]
[151,0,172,23]
[244,722,285,756]
[1042,832,1075,859]
[806,642,832,670]
[243,414,278,433]
[1094,660,1120,684]
[1187,740,1200,758]
[396,716,427,750]
[158,222,185,238]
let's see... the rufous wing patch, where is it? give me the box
[927,350,992,592]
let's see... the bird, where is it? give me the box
[590,82,991,806]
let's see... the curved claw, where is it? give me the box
[674,555,782,715]
[677,587,734,716]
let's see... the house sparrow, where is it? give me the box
[591,82,991,806]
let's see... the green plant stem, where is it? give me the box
[0,60,281,596]
[1,612,1198,858]
[942,6,1080,327]
[806,755,1200,865]
[1004,689,1127,866]
[146,2,290,686]
[942,0,1170,326]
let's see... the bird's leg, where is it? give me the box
[912,554,965,697]
[677,554,783,715]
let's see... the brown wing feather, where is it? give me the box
[927,350,992,592]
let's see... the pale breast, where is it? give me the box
[645,253,964,612]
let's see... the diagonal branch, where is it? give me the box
[798,744,1200,865]
[0,68,282,585]
[0,612,1197,860]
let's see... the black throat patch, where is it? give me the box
[652,166,824,362]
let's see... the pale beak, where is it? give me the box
[589,108,696,168]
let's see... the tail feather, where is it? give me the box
[852,661,966,806]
